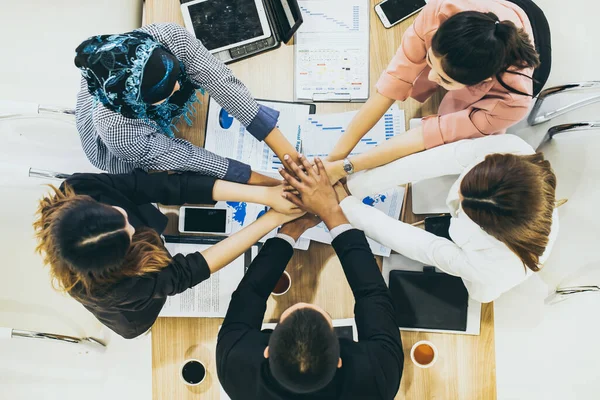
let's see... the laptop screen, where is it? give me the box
[187,0,266,51]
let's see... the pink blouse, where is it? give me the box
[376,0,536,149]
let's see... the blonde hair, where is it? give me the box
[460,153,557,272]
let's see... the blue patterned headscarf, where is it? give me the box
[75,31,201,137]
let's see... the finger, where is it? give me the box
[283,154,308,180]
[278,167,303,190]
[315,157,329,180]
[281,191,304,208]
[284,211,307,224]
[284,188,301,196]
[299,154,318,179]
[333,182,344,196]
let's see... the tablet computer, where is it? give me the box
[181,0,272,54]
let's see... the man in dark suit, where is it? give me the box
[217,156,403,399]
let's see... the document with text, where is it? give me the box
[159,242,245,318]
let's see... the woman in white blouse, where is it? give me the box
[336,134,559,303]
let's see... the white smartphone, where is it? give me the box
[181,0,272,54]
[375,0,427,29]
[178,206,232,235]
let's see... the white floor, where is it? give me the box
[0,329,151,400]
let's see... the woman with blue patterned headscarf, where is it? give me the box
[74,23,295,185]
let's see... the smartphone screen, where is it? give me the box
[380,0,426,24]
[334,325,354,340]
[184,208,227,233]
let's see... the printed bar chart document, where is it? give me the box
[301,107,406,158]
[204,97,314,174]
[294,0,370,102]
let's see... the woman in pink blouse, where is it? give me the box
[325,0,550,182]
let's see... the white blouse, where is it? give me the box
[341,135,559,303]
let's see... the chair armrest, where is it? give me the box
[537,121,600,150]
[529,81,600,126]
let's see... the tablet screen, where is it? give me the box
[187,0,265,51]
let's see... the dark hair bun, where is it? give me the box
[54,200,131,274]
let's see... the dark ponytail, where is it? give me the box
[431,11,540,92]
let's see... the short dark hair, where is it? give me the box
[432,11,540,88]
[54,199,131,274]
[268,308,340,394]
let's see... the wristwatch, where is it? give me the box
[343,158,355,175]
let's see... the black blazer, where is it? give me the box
[216,230,404,400]
[62,170,217,339]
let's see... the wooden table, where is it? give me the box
[146,1,496,399]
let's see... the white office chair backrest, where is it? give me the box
[536,129,600,288]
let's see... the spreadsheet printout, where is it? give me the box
[294,0,370,102]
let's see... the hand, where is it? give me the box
[265,185,304,215]
[333,182,349,202]
[278,155,349,230]
[282,158,342,189]
[279,214,322,241]
[279,155,339,216]
[247,171,282,187]
[269,209,306,226]
[322,159,347,185]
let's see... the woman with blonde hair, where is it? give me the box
[333,135,560,303]
[34,170,301,338]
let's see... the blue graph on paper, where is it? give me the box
[362,194,387,206]
[299,5,361,32]
[226,202,248,225]
[299,108,404,160]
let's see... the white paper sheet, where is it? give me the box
[303,186,405,257]
[295,0,370,101]
[215,201,310,250]
[159,242,245,318]
[301,106,406,158]
[204,98,310,174]
[382,253,482,335]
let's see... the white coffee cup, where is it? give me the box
[272,271,292,296]
[180,359,206,386]
[410,340,438,369]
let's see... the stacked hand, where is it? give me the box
[279,213,322,241]
[278,154,349,230]
[265,184,305,215]
[321,159,347,185]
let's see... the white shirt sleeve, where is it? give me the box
[340,196,482,283]
[275,233,296,248]
[347,135,535,198]
[329,224,354,240]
